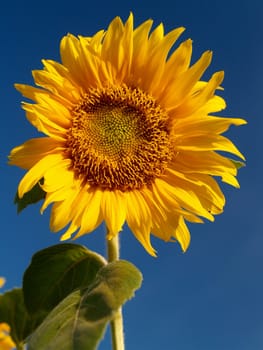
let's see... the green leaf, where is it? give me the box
[92,259,143,310]
[15,181,46,213]
[28,289,106,350]
[0,288,45,349]
[23,243,106,315]
[27,260,143,350]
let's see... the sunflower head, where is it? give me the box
[0,279,16,350]
[9,13,246,256]
[0,277,6,289]
[67,84,172,191]
[0,323,16,350]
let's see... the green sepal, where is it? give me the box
[15,181,46,213]
[0,288,45,349]
[231,159,245,169]
[23,243,106,314]
[27,260,143,350]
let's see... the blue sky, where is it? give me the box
[1,0,262,349]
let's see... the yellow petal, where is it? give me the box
[163,51,213,109]
[151,181,203,223]
[15,83,48,101]
[101,190,126,238]
[164,39,192,78]
[173,71,225,116]
[41,160,73,193]
[172,216,191,252]
[18,154,64,198]
[41,186,75,213]
[21,103,67,141]
[147,27,185,94]
[33,69,80,105]
[74,189,103,238]
[174,115,247,136]
[166,168,225,215]
[132,18,153,73]
[60,33,92,88]
[60,222,79,241]
[155,177,214,221]
[102,12,135,82]
[9,137,63,169]
[174,151,240,188]
[50,190,79,232]
[175,133,245,160]
[78,36,104,88]
[24,96,70,127]
[126,190,156,256]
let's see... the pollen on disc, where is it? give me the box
[67,85,172,191]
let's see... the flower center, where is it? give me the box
[66,85,171,190]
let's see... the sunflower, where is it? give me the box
[0,278,5,288]
[9,13,246,256]
[0,323,16,350]
[0,280,16,350]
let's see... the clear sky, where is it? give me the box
[1,0,262,349]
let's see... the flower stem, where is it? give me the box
[107,232,125,350]
[17,343,25,350]
[107,233,120,261]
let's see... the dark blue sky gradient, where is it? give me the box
[1,0,262,349]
